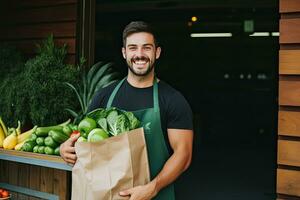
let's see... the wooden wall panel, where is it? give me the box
[0,161,69,200]
[18,163,30,200]
[40,168,54,194]
[0,4,76,25]
[280,19,300,44]
[29,165,41,200]
[0,22,76,40]
[53,170,70,200]
[278,140,300,166]
[279,110,300,137]
[0,0,78,64]
[277,169,300,197]
[2,0,77,8]
[278,0,300,199]
[4,38,76,54]
[280,50,300,74]
[279,77,300,106]
[280,0,300,13]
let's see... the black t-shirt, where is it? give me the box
[88,79,193,152]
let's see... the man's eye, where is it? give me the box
[144,47,151,50]
[129,47,136,50]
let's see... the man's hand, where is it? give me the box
[119,181,157,200]
[60,134,80,165]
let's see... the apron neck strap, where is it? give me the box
[106,77,126,108]
[106,77,159,112]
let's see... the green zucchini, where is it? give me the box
[35,126,63,137]
[49,130,69,144]
[54,146,60,156]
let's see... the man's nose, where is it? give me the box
[135,48,144,57]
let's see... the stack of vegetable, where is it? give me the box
[76,107,140,142]
[0,117,35,150]
[21,119,76,155]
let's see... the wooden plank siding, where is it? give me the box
[280,0,300,13]
[278,140,300,167]
[0,0,78,64]
[278,0,300,198]
[0,160,70,200]
[280,50,300,75]
[278,169,300,197]
[279,110,300,137]
[279,77,300,106]
[280,19,300,44]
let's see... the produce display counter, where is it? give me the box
[0,149,72,200]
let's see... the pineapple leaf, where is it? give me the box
[87,62,114,100]
[64,82,84,112]
[94,72,119,93]
[87,61,104,86]
[65,108,79,118]
[102,79,118,89]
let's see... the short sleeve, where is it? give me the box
[166,91,193,130]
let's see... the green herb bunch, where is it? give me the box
[0,44,27,127]
[0,36,80,127]
[25,35,80,126]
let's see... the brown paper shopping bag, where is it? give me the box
[71,128,150,200]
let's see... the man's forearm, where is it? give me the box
[150,149,192,194]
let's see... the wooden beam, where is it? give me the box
[280,0,300,13]
[280,19,300,44]
[277,169,300,197]
[278,140,300,166]
[279,77,300,106]
[279,110,300,137]
[280,50,300,75]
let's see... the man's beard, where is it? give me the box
[127,56,154,76]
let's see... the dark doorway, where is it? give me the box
[95,1,278,199]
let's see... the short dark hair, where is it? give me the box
[122,21,158,47]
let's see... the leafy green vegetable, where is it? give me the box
[116,114,130,134]
[97,118,108,133]
[24,35,80,126]
[0,44,27,126]
[86,108,107,120]
[79,107,141,139]
[106,110,119,136]
[124,111,140,130]
[0,36,79,127]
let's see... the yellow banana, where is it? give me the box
[14,140,26,151]
[0,125,5,148]
[17,126,37,144]
[3,130,17,150]
[0,117,8,137]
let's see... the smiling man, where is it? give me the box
[60,21,194,200]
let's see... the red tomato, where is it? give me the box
[70,130,80,140]
[1,190,9,198]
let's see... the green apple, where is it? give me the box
[78,117,97,138]
[87,128,109,142]
[77,136,87,142]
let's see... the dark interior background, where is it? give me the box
[94,0,278,199]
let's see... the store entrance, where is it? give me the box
[95,1,278,199]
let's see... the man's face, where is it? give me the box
[122,32,161,77]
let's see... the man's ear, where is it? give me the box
[122,47,126,59]
[155,47,161,59]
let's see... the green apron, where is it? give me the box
[106,77,175,200]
